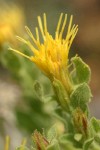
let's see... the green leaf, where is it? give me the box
[89,117,100,145]
[47,125,57,142]
[59,134,82,150]
[83,136,100,150]
[47,140,60,150]
[71,56,91,84]
[83,138,94,150]
[74,133,82,142]
[16,146,29,150]
[53,79,69,111]
[70,83,92,110]
[33,81,43,99]
[90,117,100,133]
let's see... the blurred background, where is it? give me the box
[0,0,100,149]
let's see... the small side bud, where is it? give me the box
[32,130,49,150]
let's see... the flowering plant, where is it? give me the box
[5,13,100,149]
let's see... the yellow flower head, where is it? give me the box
[10,13,78,81]
[0,3,25,46]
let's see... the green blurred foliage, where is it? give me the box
[0,44,54,134]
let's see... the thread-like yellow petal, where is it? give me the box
[59,14,67,39]
[38,16,45,40]
[9,48,31,59]
[56,13,63,35]
[43,13,47,34]
[25,26,37,44]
